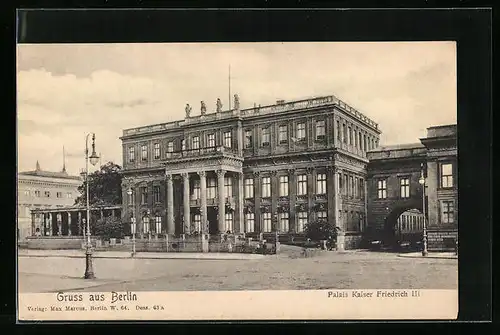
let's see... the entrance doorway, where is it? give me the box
[207,206,218,234]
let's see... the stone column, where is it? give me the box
[78,212,82,235]
[288,169,296,233]
[198,171,208,233]
[334,168,342,230]
[31,212,35,237]
[217,169,226,233]
[67,212,72,236]
[57,213,62,236]
[100,209,104,221]
[166,174,175,235]
[363,177,368,232]
[237,172,244,233]
[182,173,191,234]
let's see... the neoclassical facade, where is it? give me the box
[17,161,82,240]
[120,95,381,247]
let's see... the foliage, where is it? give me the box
[304,219,339,242]
[74,162,122,207]
[94,216,124,240]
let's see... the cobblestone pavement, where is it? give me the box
[18,250,458,293]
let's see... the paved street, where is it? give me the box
[18,248,458,293]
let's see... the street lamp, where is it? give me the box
[127,188,136,257]
[84,133,99,279]
[418,163,428,257]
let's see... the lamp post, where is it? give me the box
[419,163,428,257]
[127,188,136,257]
[84,133,100,279]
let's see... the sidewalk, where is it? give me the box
[397,252,457,260]
[18,249,266,260]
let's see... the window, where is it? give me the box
[296,123,306,141]
[44,191,50,198]
[359,178,364,198]
[56,192,62,198]
[224,177,233,198]
[224,131,232,148]
[193,214,201,232]
[359,132,363,150]
[278,125,288,144]
[224,213,233,232]
[317,211,327,221]
[441,163,453,188]
[336,121,341,141]
[244,130,253,148]
[261,127,270,147]
[34,190,40,197]
[154,143,160,159]
[441,200,455,224]
[142,216,150,234]
[153,186,161,203]
[354,129,358,148]
[207,133,215,147]
[278,212,289,232]
[377,179,387,199]
[279,175,289,197]
[400,177,410,198]
[166,141,174,156]
[141,145,148,161]
[140,187,147,204]
[23,190,30,196]
[154,216,162,234]
[128,147,135,162]
[297,212,308,233]
[316,120,325,140]
[261,177,271,198]
[364,135,367,151]
[316,173,327,194]
[343,124,347,143]
[262,213,272,232]
[181,139,186,151]
[192,136,200,150]
[349,176,354,197]
[67,192,72,198]
[297,174,307,195]
[207,178,217,199]
[245,213,255,233]
[348,126,352,145]
[343,174,349,195]
[244,178,254,199]
[192,180,200,200]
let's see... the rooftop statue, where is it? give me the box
[233,94,240,110]
[185,103,192,118]
[200,101,207,115]
[216,98,223,113]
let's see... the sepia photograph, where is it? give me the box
[17,41,458,320]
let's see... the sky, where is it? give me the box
[17,42,456,176]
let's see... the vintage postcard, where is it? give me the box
[17,41,458,321]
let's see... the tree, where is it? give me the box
[74,162,122,207]
[304,219,339,249]
[94,216,124,240]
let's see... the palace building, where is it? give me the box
[120,95,381,249]
[17,161,82,240]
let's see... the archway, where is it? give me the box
[383,201,423,248]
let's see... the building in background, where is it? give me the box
[366,124,457,251]
[17,161,81,240]
[120,95,381,249]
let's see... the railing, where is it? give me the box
[164,146,240,160]
[241,95,379,129]
[122,95,379,137]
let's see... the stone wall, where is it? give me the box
[25,236,90,250]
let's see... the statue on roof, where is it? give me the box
[216,98,223,113]
[200,101,207,115]
[233,94,240,110]
[36,160,40,171]
[185,103,192,118]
